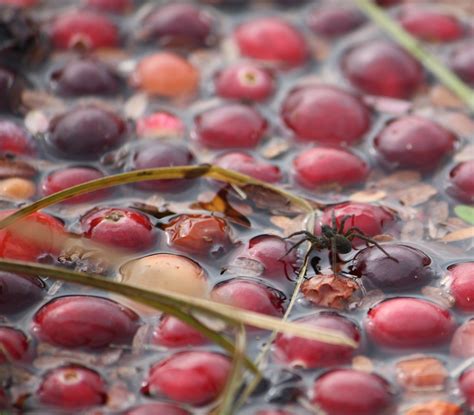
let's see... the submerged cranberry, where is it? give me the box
[194,103,267,149]
[32,295,140,349]
[46,106,126,160]
[215,152,281,183]
[448,262,474,312]
[234,17,307,67]
[460,368,474,411]
[152,315,207,348]
[366,298,455,349]
[447,160,474,204]
[143,351,231,406]
[307,7,365,38]
[0,326,29,363]
[0,387,8,408]
[374,116,455,171]
[352,244,434,291]
[0,272,44,314]
[450,319,474,358]
[274,313,360,369]
[342,40,423,98]
[450,44,474,86]
[0,120,35,155]
[125,403,190,415]
[136,111,184,139]
[281,85,370,145]
[311,369,393,415]
[0,66,24,113]
[293,147,368,189]
[38,365,107,409]
[85,0,132,14]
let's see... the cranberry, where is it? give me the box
[293,147,368,189]
[460,368,474,411]
[85,0,132,14]
[0,387,8,408]
[311,369,393,415]
[125,403,190,415]
[0,326,29,363]
[450,44,474,86]
[450,319,474,358]
[447,160,474,204]
[32,295,140,349]
[50,10,119,50]
[211,278,285,317]
[129,142,195,192]
[215,62,275,101]
[399,9,464,42]
[307,7,365,38]
[374,116,456,171]
[366,298,455,349]
[214,152,281,183]
[234,17,307,67]
[375,0,401,6]
[351,244,434,291]
[274,312,360,369]
[448,262,474,312]
[50,58,121,97]
[0,0,37,6]
[281,85,371,145]
[142,351,231,406]
[342,40,423,98]
[139,3,214,48]
[0,272,44,315]
[0,120,35,155]
[165,214,232,256]
[0,66,24,113]
[37,365,107,409]
[80,207,155,251]
[136,111,184,139]
[193,103,267,149]
[46,106,126,160]
[152,315,207,348]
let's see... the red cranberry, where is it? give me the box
[50,58,121,97]
[193,103,267,149]
[32,295,140,349]
[351,244,434,291]
[281,85,370,145]
[274,312,360,369]
[152,315,207,348]
[342,40,423,98]
[450,319,474,358]
[0,326,29,363]
[0,0,37,7]
[374,116,456,171]
[399,9,464,43]
[211,278,285,317]
[139,3,214,48]
[46,106,126,160]
[460,368,474,411]
[0,120,35,155]
[125,403,190,415]
[234,17,307,67]
[215,62,274,101]
[311,369,393,415]
[85,0,132,14]
[214,152,281,183]
[136,111,184,139]
[142,351,231,406]
[307,7,365,38]
[450,44,474,86]
[293,147,368,189]
[366,298,455,349]
[447,160,474,204]
[50,10,119,50]
[38,365,107,409]
[448,262,474,312]
[0,272,44,315]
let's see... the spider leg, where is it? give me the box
[282,237,309,258]
[330,237,338,274]
[338,215,353,234]
[331,210,337,230]
[344,226,367,238]
[285,230,315,240]
[348,233,398,262]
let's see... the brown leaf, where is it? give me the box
[261,137,291,159]
[441,227,474,242]
[454,144,474,162]
[401,220,425,241]
[430,85,464,109]
[352,355,374,373]
[439,112,474,137]
[396,183,437,206]
[349,189,387,203]
[396,356,448,392]
[302,274,358,309]
[404,400,463,415]
[0,158,36,179]
[375,170,421,190]
[270,215,306,237]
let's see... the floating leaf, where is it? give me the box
[302,274,359,310]
[454,205,474,225]
[405,400,463,415]
[350,189,386,203]
[396,356,448,392]
[441,227,474,242]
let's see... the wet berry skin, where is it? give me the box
[450,44,474,86]
[307,7,365,38]
[142,351,231,406]
[125,403,190,415]
[311,369,393,415]
[447,160,474,204]
[0,326,29,363]
[342,40,423,98]
[274,313,360,369]
[80,207,155,251]
[281,85,370,145]
[46,106,126,160]
[450,319,474,358]
[0,272,44,315]
[215,152,281,183]
[152,315,207,348]
[460,368,474,411]
[32,295,140,349]
[234,17,307,67]
[194,103,267,149]
[37,365,107,409]
[448,262,474,312]
[85,0,132,14]
[366,298,455,349]
[374,116,456,172]
[0,120,35,155]
[293,147,368,189]
[351,244,434,291]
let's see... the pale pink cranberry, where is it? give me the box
[450,319,474,358]
[136,111,184,139]
[448,262,474,312]
[447,160,474,204]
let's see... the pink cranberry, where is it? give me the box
[274,312,360,369]
[80,207,155,251]
[152,315,207,348]
[375,116,456,171]
[37,365,107,409]
[0,326,29,363]
[50,10,119,50]
[85,0,132,14]
[215,62,274,101]
[125,403,190,415]
[293,147,368,189]
[234,17,307,67]
[215,152,281,183]
[450,44,474,86]
[366,298,455,349]
[447,160,474,204]
[281,85,371,145]
[307,7,365,38]
[450,319,474,358]
[32,295,140,349]
[136,111,184,139]
[211,278,285,317]
[342,40,423,98]
[142,351,231,406]
[0,120,35,155]
[460,368,474,411]
[311,369,393,415]
[0,272,44,315]
[193,103,267,149]
[448,262,474,312]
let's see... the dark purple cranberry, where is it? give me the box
[450,44,474,86]
[0,271,44,315]
[307,7,365,38]
[447,160,474,204]
[0,66,24,113]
